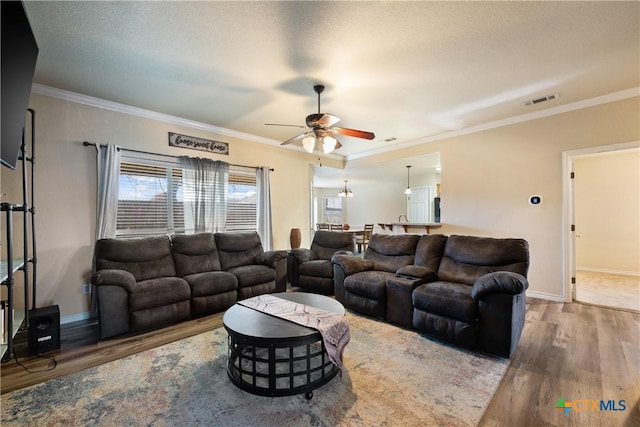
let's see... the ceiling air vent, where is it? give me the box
[523,93,560,107]
[384,137,398,142]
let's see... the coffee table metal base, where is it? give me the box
[226,333,340,399]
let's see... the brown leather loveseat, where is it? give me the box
[92,232,287,339]
[332,233,529,358]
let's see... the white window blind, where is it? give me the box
[323,197,343,224]
[116,162,184,237]
[226,170,257,232]
[115,157,257,237]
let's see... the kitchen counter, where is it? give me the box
[377,222,442,234]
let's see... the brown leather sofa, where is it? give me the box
[287,230,355,294]
[92,232,287,339]
[332,233,529,358]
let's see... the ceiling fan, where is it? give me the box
[266,84,375,154]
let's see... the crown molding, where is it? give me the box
[32,83,638,163]
[346,87,640,161]
[31,83,282,146]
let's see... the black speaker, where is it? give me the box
[28,305,60,355]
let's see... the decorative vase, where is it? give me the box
[290,228,301,249]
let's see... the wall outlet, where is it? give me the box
[81,284,91,294]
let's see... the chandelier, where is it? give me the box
[338,180,354,198]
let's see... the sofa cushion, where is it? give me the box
[128,277,191,312]
[310,231,356,260]
[299,259,333,278]
[437,235,529,285]
[182,271,237,297]
[95,236,176,281]
[414,234,447,271]
[344,271,394,300]
[364,234,420,273]
[171,233,222,276]
[412,281,477,322]
[228,264,276,288]
[215,232,264,270]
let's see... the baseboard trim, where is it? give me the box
[526,290,564,302]
[577,267,640,277]
[61,312,93,325]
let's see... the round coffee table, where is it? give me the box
[223,292,345,399]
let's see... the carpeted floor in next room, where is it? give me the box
[0,312,508,427]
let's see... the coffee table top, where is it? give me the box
[223,292,345,341]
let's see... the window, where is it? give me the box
[226,170,257,232]
[116,156,256,237]
[323,197,343,224]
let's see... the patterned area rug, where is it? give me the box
[1,312,508,426]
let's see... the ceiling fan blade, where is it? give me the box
[280,131,311,146]
[332,127,375,140]
[306,113,340,128]
[265,123,307,129]
[326,131,343,150]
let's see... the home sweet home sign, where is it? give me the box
[168,132,229,155]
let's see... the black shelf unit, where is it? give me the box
[1,109,36,363]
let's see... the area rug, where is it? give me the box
[1,312,508,426]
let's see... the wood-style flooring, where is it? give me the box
[1,298,639,426]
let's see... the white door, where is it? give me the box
[407,186,431,223]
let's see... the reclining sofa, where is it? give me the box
[287,230,356,294]
[332,233,529,358]
[92,232,287,339]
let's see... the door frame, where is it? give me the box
[562,140,640,302]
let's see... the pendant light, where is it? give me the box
[338,180,354,198]
[404,165,412,195]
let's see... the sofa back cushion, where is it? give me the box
[438,235,529,285]
[215,232,264,270]
[171,233,222,276]
[310,231,356,260]
[414,234,448,271]
[94,236,176,282]
[364,233,420,273]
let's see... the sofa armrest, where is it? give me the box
[395,265,438,282]
[256,250,288,268]
[472,271,529,301]
[92,269,137,293]
[289,248,316,264]
[331,254,374,276]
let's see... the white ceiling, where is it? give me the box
[24,1,639,185]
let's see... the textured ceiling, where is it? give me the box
[23,1,640,183]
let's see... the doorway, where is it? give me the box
[563,142,640,311]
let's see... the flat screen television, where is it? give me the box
[1,0,39,169]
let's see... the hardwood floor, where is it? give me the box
[2,298,638,426]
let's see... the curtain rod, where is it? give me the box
[82,141,273,171]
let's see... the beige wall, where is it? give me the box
[2,92,638,320]
[1,92,337,320]
[574,149,640,274]
[347,96,639,300]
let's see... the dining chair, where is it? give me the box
[356,224,374,252]
[317,223,330,230]
[330,224,344,231]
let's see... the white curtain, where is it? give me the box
[257,166,273,250]
[95,144,121,240]
[180,156,228,233]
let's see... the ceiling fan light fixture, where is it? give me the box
[302,135,315,153]
[322,136,337,154]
